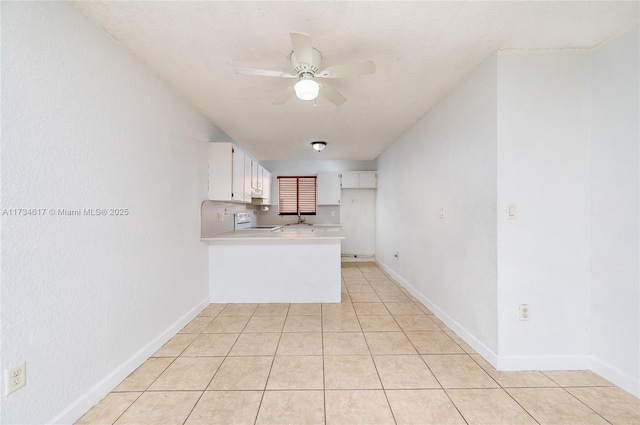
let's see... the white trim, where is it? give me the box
[376,258,498,367]
[376,258,640,396]
[48,298,210,425]
[341,255,376,263]
[589,355,640,398]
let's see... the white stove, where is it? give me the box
[234,212,279,231]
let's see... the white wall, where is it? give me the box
[262,159,378,174]
[589,28,639,394]
[376,55,498,354]
[257,160,376,225]
[496,51,592,369]
[376,27,639,396]
[1,2,227,423]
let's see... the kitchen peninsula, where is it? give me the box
[202,229,345,303]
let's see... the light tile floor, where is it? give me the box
[77,262,639,425]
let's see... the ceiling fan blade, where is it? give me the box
[317,61,376,78]
[290,32,313,66]
[272,85,295,105]
[237,68,296,78]
[319,83,347,106]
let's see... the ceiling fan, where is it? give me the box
[236,32,375,106]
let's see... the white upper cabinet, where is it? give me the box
[243,154,252,203]
[252,169,272,205]
[209,142,270,203]
[341,171,377,189]
[234,148,247,202]
[208,142,249,203]
[261,169,272,203]
[340,171,359,188]
[251,160,263,197]
[359,171,378,188]
[317,171,341,205]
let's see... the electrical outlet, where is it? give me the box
[519,304,530,321]
[216,212,224,222]
[331,210,336,217]
[5,362,26,395]
[440,208,445,219]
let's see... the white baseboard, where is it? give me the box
[376,258,640,397]
[375,258,498,367]
[49,298,210,425]
[341,255,376,263]
[589,355,640,398]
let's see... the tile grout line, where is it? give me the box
[321,294,327,425]
[80,263,633,425]
[466,354,541,425]
[538,368,618,423]
[181,308,225,425]
[363,267,472,425]
[560,386,614,425]
[361,265,481,425]
[361,270,399,425]
[252,304,289,425]
[107,390,145,425]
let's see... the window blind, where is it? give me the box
[277,176,317,215]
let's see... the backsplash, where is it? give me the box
[201,201,255,237]
[201,201,340,236]
[255,205,341,226]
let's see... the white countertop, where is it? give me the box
[201,229,345,242]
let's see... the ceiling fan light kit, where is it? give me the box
[237,32,375,106]
[294,78,320,100]
[311,141,327,152]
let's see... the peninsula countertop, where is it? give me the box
[201,229,346,242]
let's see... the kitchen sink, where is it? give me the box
[281,223,316,232]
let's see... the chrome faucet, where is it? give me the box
[297,211,306,224]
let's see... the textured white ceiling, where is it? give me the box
[73,1,638,161]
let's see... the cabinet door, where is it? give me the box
[243,155,252,202]
[257,165,264,193]
[251,160,258,191]
[317,172,341,205]
[262,169,271,203]
[232,148,246,202]
[359,171,378,188]
[340,171,359,188]
[208,142,235,201]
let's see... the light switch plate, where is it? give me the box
[506,204,517,220]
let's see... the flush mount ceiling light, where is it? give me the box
[294,76,320,100]
[311,141,327,152]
